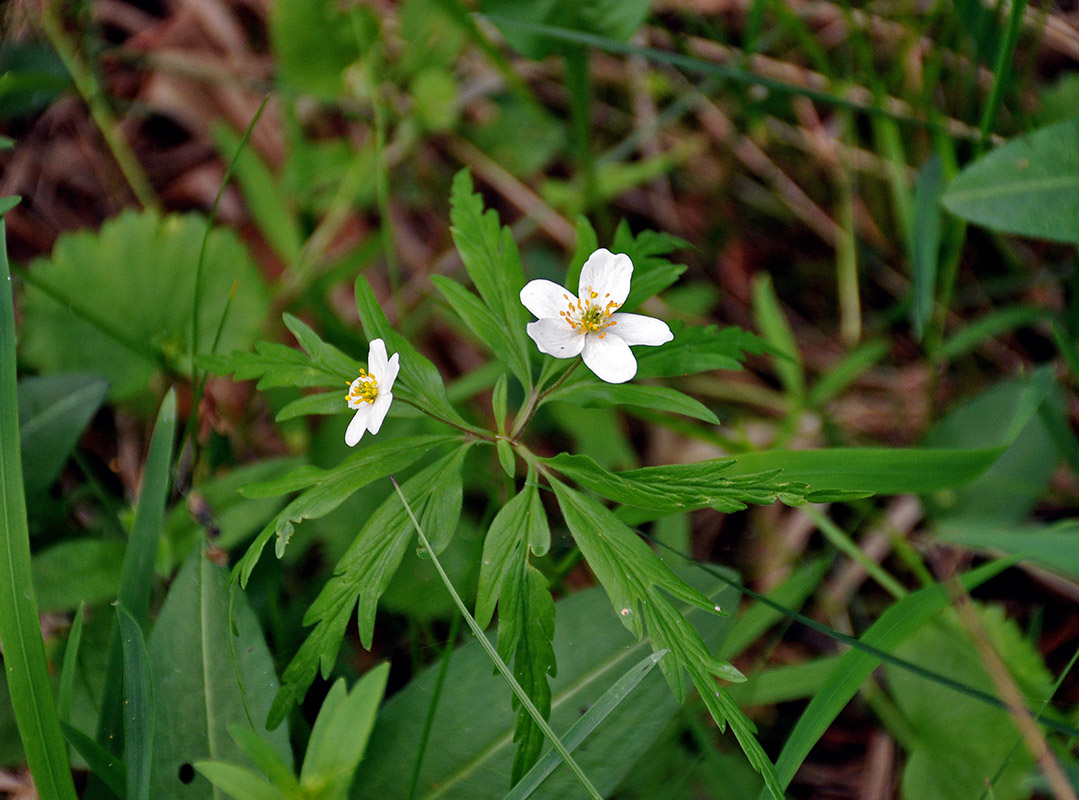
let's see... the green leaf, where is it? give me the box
[211,123,301,264]
[942,118,1079,243]
[235,435,458,585]
[354,276,472,428]
[496,438,516,478]
[20,210,270,404]
[544,452,807,513]
[31,540,126,612]
[199,341,344,390]
[148,555,292,799]
[448,170,531,387]
[0,219,79,799]
[476,480,550,628]
[300,664,389,792]
[274,390,343,421]
[611,221,690,311]
[0,195,20,215]
[548,479,782,795]
[269,0,361,98]
[887,606,1052,800]
[758,558,1014,800]
[226,726,299,797]
[634,323,766,379]
[353,574,740,799]
[268,447,472,728]
[62,722,126,798]
[549,381,719,424]
[18,374,108,499]
[282,314,362,383]
[504,651,666,800]
[567,216,599,291]
[935,518,1079,581]
[116,606,153,800]
[194,762,287,800]
[492,373,509,433]
[752,272,804,404]
[58,604,85,723]
[480,0,651,60]
[432,275,532,392]
[908,156,944,339]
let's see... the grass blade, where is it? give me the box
[0,216,79,799]
[503,651,667,800]
[62,722,126,798]
[58,603,86,723]
[117,605,154,800]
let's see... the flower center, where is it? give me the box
[346,370,379,408]
[560,287,620,337]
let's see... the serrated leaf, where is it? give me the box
[432,275,531,389]
[611,221,692,311]
[354,277,471,428]
[634,322,766,379]
[267,447,472,728]
[448,170,531,387]
[282,314,361,382]
[550,480,747,716]
[235,435,459,585]
[20,210,270,404]
[199,342,344,389]
[544,452,808,513]
[549,381,719,424]
[942,117,1079,243]
[149,554,291,799]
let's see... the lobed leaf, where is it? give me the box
[547,381,720,424]
[634,322,767,379]
[199,341,344,390]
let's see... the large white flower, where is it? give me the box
[345,338,399,446]
[520,248,673,383]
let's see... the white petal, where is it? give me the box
[578,249,632,308]
[382,353,400,393]
[609,313,673,347]
[526,319,586,358]
[367,392,392,434]
[367,338,388,375]
[345,405,372,446]
[581,333,637,383]
[520,279,573,320]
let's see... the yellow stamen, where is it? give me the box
[346,369,379,407]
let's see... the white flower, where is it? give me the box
[345,338,399,446]
[520,248,673,383]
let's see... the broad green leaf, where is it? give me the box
[634,323,766,379]
[300,664,389,795]
[480,0,651,60]
[226,726,299,797]
[0,218,78,798]
[476,480,550,628]
[352,574,740,799]
[752,272,804,404]
[20,210,270,404]
[211,123,301,265]
[758,558,1013,800]
[117,606,153,800]
[235,434,458,585]
[887,606,1052,800]
[195,762,286,800]
[935,519,1079,581]
[448,170,531,387]
[549,480,782,796]
[31,540,126,611]
[268,447,472,728]
[942,118,1079,243]
[354,277,472,428]
[18,374,108,499]
[548,381,719,424]
[148,554,291,799]
[275,390,342,421]
[544,452,808,513]
[269,0,361,98]
[908,156,944,339]
[504,652,666,800]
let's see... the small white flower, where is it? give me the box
[520,248,673,383]
[345,338,399,446]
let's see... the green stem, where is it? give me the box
[802,506,906,599]
[509,358,581,440]
[390,476,603,800]
[39,5,160,212]
[395,396,496,442]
